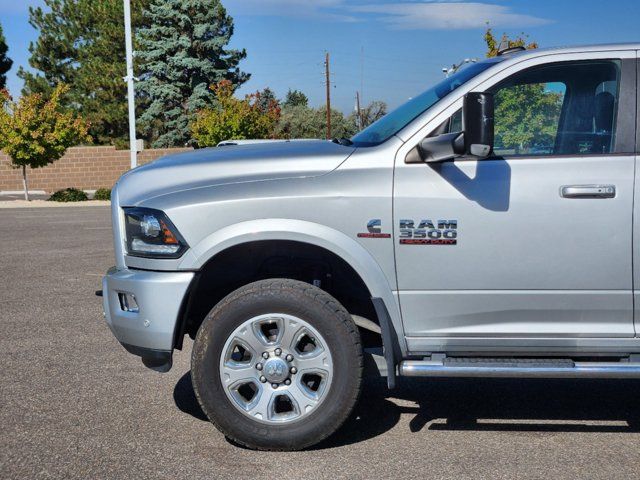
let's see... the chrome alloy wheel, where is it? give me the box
[219,313,333,424]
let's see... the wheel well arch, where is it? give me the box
[175,240,384,350]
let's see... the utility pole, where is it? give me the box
[360,46,364,106]
[355,91,362,130]
[325,52,331,140]
[123,0,137,169]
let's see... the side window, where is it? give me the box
[449,109,462,133]
[593,80,618,141]
[494,82,566,156]
[427,108,462,137]
[491,60,620,157]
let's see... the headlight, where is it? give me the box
[123,207,188,258]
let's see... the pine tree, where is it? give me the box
[137,0,249,147]
[18,0,150,145]
[283,89,308,108]
[0,24,13,89]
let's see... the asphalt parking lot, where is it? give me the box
[2,206,640,479]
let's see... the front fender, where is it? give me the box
[178,218,406,354]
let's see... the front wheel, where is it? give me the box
[191,279,363,451]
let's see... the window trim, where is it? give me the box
[612,58,636,154]
[635,54,640,154]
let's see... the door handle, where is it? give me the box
[560,185,616,199]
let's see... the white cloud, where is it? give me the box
[349,2,551,30]
[224,0,358,22]
[226,0,549,29]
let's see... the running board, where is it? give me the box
[399,357,640,379]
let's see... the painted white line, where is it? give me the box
[0,190,46,196]
[0,200,110,209]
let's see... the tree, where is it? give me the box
[355,100,387,129]
[191,80,280,147]
[283,89,308,108]
[19,0,151,146]
[484,27,537,58]
[493,83,563,154]
[276,104,356,140]
[137,0,250,148]
[0,85,89,201]
[0,24,12,89]
[483,28,560,154]
[275,105,318,139]
[256,87,279,112]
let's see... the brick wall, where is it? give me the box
[0,146,193,193]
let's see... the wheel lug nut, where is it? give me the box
[271,383,278,389]
[285,354,294,362]
[255,363,263,371]
[259,376,267,383]
[290,367,297,374]
[284,379,291,386]
[262,352,269,359]
[275,348,282,356]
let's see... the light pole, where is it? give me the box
[442,58,478,78]
[123,0,137,169]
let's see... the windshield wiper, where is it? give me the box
[332,137,353,146]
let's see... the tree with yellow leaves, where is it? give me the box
[0,85,89,200]
[191,80,280,147]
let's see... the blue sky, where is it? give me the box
[1,0,639,113]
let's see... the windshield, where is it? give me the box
[351,57,503,147]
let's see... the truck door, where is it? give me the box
[394,54,637,346]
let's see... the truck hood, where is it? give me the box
[116,140,356,206]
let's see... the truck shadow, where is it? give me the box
[429,157,511,212]
[173,372,640,449]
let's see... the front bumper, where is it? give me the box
[102,266,194,371]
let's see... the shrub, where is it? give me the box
[191,80,281,147]
[94,188,111,201]
[48,188,88,202]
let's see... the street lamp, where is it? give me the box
[442,58,478,78]
[123,0,137,169]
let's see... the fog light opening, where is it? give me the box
[118,292,139,313]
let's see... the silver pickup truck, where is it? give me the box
[103,43,640,451]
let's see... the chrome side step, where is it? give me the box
[400,357,640,379]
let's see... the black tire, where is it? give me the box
[191,279,363,451]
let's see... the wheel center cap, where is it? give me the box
[263,357,289,383]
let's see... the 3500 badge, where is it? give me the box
[399,219,458,245]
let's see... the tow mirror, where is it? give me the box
[417,132,465,163]
[463,92,494,158]
[409,91,494,164]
